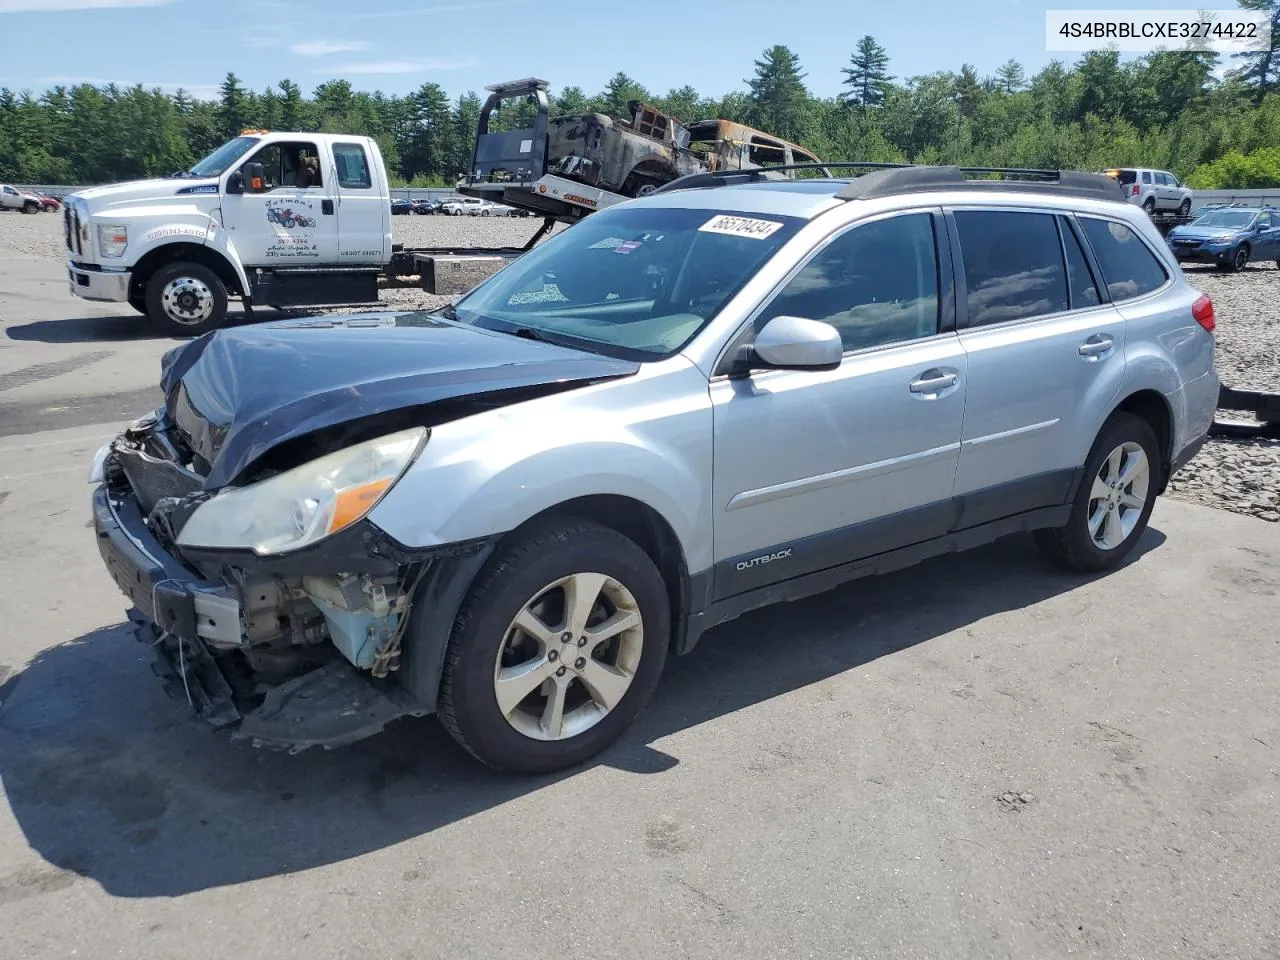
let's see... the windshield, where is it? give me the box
[1191,210,1257,229]
[449,205,806,360]
[188,136,260,178]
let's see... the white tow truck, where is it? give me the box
[62,129,559,335]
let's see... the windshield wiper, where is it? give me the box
[510,327,557,344]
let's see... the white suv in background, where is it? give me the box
[1104,167,1193,217]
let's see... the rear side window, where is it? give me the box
[758,212,940,351]
[953,210,1068,326]
[1142,171,1153,184]
[1078,217,1169,302]
[1109,170,1137,185]
[333,143,373,189]
[1060,218,1100,308]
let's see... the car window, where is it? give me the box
[1105,169,1137,185]
[449,205,806,361]
[1168,174,1182,187]
[1060,217,1100,309]
[756,212,940,352]
[333,143,373,189]
[1142,171,1152,184]
[1258,212,1273,229]
[241,140,323,190]
[3,186,17,196]
[953,210,1069,326]
[1078,217,1169,302]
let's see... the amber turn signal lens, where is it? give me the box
[327,478,393,534]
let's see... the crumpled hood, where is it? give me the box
[158,311,640,489]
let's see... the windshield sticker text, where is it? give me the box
[699,214,784,239]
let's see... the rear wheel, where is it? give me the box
[1178,198,1191,217]
[437,518,670,774]
[145,261,229,337]
[1142,196,1156,215]
[1035,413,1160,573]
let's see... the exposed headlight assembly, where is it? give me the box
[176,426,427,555]
[97,223,128,257]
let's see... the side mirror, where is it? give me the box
[226,172,244,195]
[242,161,266,194]
[748,315,843,372]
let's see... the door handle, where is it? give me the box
[321,199,335,215]
[1079,334,1114,358]
[909,369,958,395]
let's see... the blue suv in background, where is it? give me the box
[1166,203,1280,271]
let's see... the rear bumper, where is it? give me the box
[68,261,131,302]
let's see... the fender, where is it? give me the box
[202,219,253,297]
[369,360,716,576]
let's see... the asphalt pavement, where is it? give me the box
[2,245,1279,960]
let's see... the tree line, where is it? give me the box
[2,0,1279,189]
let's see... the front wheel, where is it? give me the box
[22,201,38,214]
[437,518,671,774]
[1223,244,1250,272]
[1035,413,1160,573]
[145,261,229,336]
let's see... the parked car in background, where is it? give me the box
[1,184,44,213]
[439,196,494,216]
[412,198,441,215]
[36,192,62,212]
[390,197,414,215]
[1166,203,1280,271]
[1103,167,1193,217]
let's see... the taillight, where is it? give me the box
[1192,293,1215,333]
[1131,184,1140,195]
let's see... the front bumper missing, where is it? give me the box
[93,482,426,752]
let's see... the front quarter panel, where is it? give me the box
[368,357,715,575]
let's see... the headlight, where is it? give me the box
[176,426,427,555]
[97,224,128,258]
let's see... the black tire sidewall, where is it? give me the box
[145,261,229,336]
[1234,245,1249,271]
[441,522,670,773]
[1061,414,1161,571]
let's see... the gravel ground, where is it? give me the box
[4,208,1276,521]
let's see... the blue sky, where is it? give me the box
[0,0,1245,101]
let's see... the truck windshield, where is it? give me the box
[187,136,260,178]
[447,205,805,360]
[1191,210,1257,229]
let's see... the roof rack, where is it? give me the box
[652,162,1128,204]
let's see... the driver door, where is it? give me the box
[220,139,340,266]
[709,209,966,601]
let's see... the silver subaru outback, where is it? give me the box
[90,164,1220,773]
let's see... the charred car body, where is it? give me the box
[459,77,825,220]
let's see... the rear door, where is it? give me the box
[331,140,389,264]
[950,207,1128,526]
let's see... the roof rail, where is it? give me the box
[652,161,1128,204]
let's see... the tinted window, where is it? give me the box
[334,143,373,189]
[1079,217,1169,301]
[1258,211,1273,229]
[758,212,940,352]
[1061,218,1100,308]
[1108,170,1137,185]
[954,210,1068,326]
[1142,171,1153,183]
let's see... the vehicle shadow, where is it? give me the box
[2,305,346,345]
[0,527,1166,899]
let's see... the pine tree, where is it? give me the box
[995,59,1026,94]
[953,64,985,118]
[747,45,809,141]
[840,36,893,112]
[1230,0,1280,102]
[217,72,249,139]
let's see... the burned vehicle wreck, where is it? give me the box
[546,100,825,198]
[91,312,646,761]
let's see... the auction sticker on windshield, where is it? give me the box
[699,214,784,239]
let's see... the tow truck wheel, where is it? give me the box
[127,292,148,315]
[145,261,229,336]
[437,517,670,774]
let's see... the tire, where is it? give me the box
[1142,196,1156,215]
[22,200,38,214]
[481,209,489,216]
[1230,244,1250,271]
[1178,198,1191,217]
[144,261,229,336]
[126,292,148,315]
[437,518,671,774]
[1035,412,1161,573]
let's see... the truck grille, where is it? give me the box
[64,204,83,255]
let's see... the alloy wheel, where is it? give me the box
[1087,441,1150,551]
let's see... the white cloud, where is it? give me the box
[290,39,371,57]
[318,58,472,75]
[0,0,173,11]
[36,74,219,98]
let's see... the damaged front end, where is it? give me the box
[91,409,473,753]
